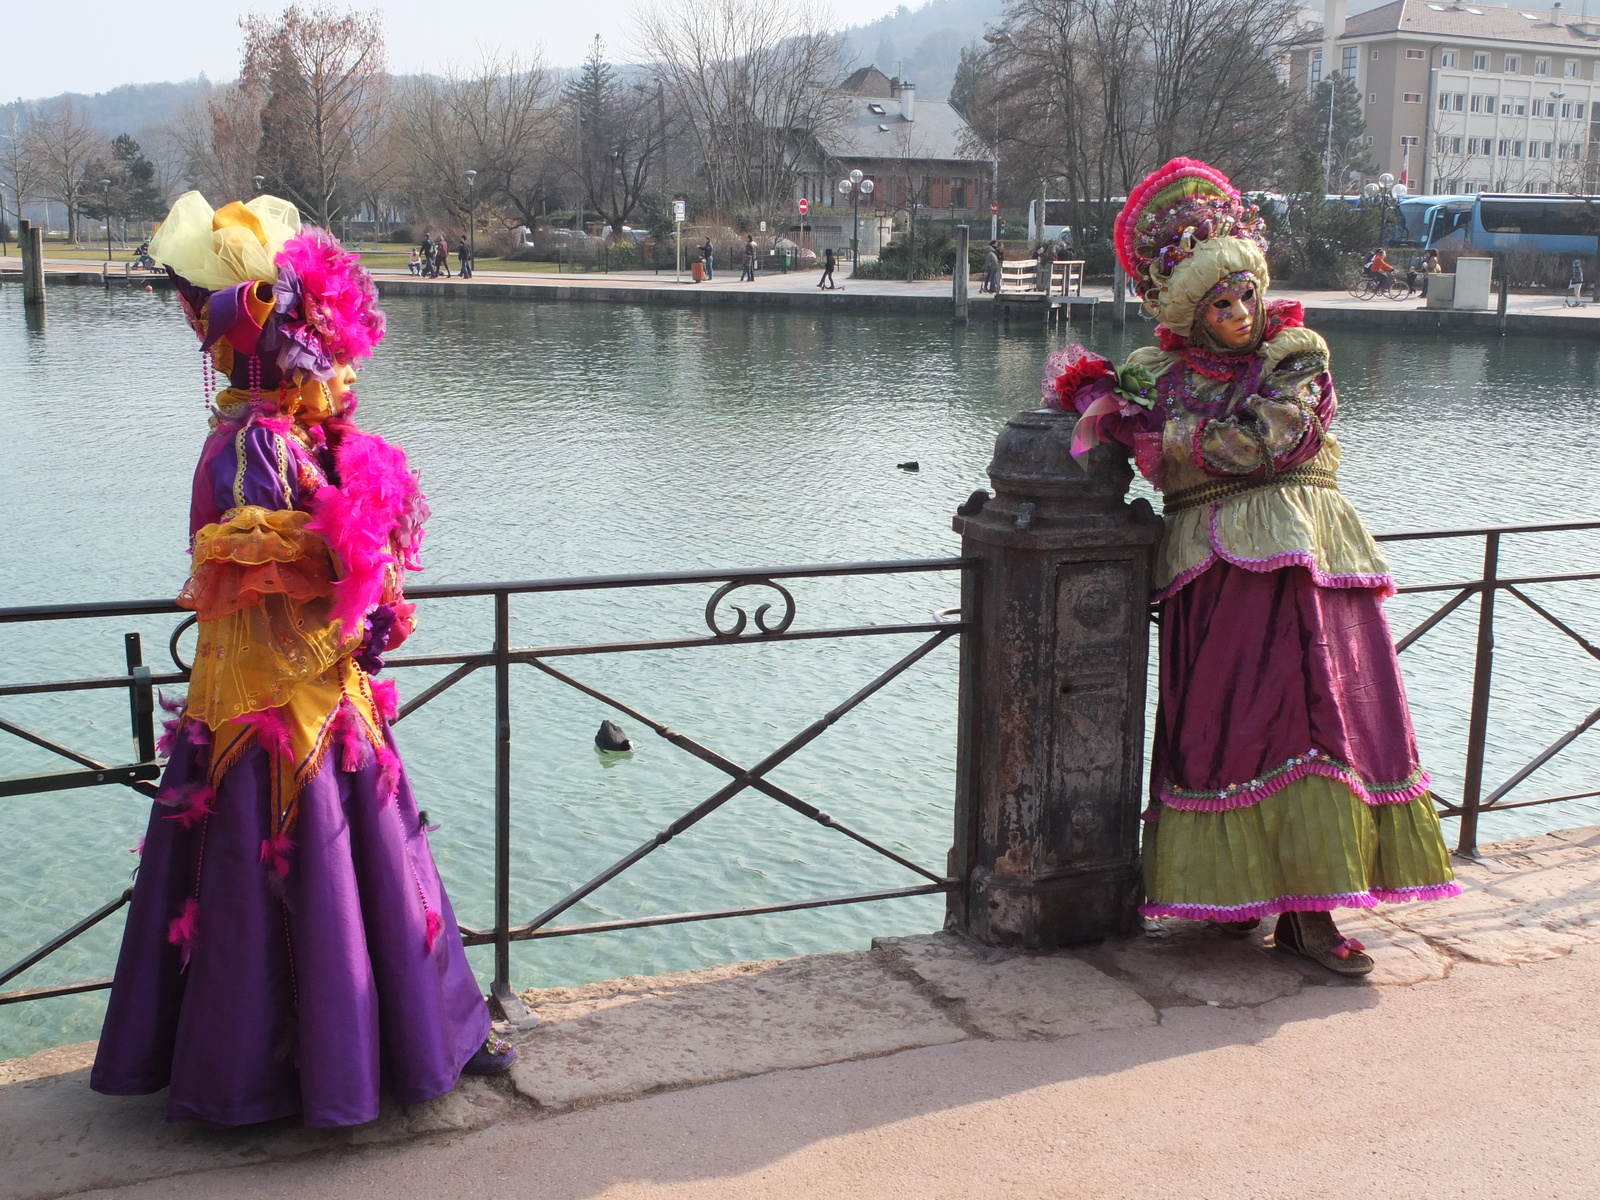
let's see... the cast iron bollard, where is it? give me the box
[949,406,1162,947]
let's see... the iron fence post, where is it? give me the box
[124,633,155,764]
[1457,531,1500,857]
[488,590,532,1024]
[949,409,1162,947]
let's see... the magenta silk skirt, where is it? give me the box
[90,731,490,1127]
[1144,561,1458,919]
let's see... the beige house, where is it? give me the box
[1292,1,1600,194]
[797,66,991,255]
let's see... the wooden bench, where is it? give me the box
[997,259,1085,297]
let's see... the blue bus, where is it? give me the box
[1406,194,1600,254]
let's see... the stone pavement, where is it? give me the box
[3,824,1598,1199]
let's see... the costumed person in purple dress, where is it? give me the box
[90,192,515,1127]
[1045,158,1459,976]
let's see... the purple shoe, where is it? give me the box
[462,1033,518,1075]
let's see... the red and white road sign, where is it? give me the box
[798,197,810,216]
[990,201,999,215]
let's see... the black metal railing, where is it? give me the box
[1375,518,1600,856]
[0,559,970,1017]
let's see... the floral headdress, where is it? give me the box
[151,191,385,409]
[1113,158,1270,336]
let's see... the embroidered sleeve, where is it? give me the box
[208,424,297,514]
[1195,350,1331,476]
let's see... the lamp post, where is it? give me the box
[837,169,875,275]
[252,174,265,195]
[1362,172,1407,246]
[101,178,112,262]
[465,169,477,278]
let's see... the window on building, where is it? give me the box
[952,178,969,208]
[1532,99,1545,116]
[1407,47,1426,60]
[1372,48,1380,61]
[1474,52,1488,70]
[1577,102,1588,119]
[1401,135,1420,146]
[1514,139,1525,156]
[1536,57,1550,75]
[1467,137,1483,155]
[1441,50,1459,68]
[1498,138,1514,156]
[1541,141,1555,158]
[1343,46,1359,74]
[1565,60,1580,78]
[1514,98,1527,115]
[1562,101,1575,119]
[1403,92,1423,103]
[1310,50,1322,84]
[1369,92,1377,104]
[1471,94,1498,113]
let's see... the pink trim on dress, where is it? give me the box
[1207,506,1395,595]
[1158,754,1431,812]
[1151,552,1218,602]
[1139,880,1460,921]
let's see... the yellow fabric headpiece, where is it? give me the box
[151,191,302,290]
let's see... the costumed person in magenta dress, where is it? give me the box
[1045,158,1459,976]
[90,192,515,1127]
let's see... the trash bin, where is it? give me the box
[691,261,705,283]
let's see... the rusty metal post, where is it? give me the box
[952,224,970,324]
[949,407,1162,947]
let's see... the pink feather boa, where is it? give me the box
[305,426,429,638]
[275,228,385,365]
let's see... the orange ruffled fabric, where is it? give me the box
[181,506,334,620]
[179,505,353,731]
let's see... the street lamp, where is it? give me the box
[101,178,113,262]
[837,169,874,275]
[1361,173,1407,245]
[252,174,265,195]
[464,169,477,278]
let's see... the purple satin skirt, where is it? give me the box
[89,730,490,1127]
[1151,561,1425,808]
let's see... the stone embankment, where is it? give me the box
[6,253,1600,335]
[3,824,1598,1198]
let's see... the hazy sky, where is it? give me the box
[11,0,912,101]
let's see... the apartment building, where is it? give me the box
[1292,1,1600,193]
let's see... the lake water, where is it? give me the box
[3,285,1599,1060]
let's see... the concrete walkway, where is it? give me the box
[3,824,1598,1199]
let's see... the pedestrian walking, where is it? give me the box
[701,238,715,280]
[435,236,452,278]
[419,234,434,277]
[818,247,836,289]
[459,239,472,279]
[983,241,1001,294]
[741,235,757,282]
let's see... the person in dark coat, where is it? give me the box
[818,247,836,289]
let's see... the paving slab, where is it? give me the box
[506,950,966,1111]
[872,931,1158,1039]
[1384,826,1600,966]
[0,1062,513,1200]
[1083,919,1308,1007]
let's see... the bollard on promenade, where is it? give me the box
[953,224,969,325]
[949,406,1162,947]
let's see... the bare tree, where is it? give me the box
[167,80,269,203]
[242,5,388,228]
[983,0,1301,239]
[32,99,101,242]
[562,38,670,240]
[390,51,557,235]
[0,108,43,234]
[635,0,848,224]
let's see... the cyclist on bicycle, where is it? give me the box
[1364,247,1394,285]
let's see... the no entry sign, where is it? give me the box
[798,197,809,216]
[990,201,999,215]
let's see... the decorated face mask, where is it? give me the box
[1203,271,1260,349]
